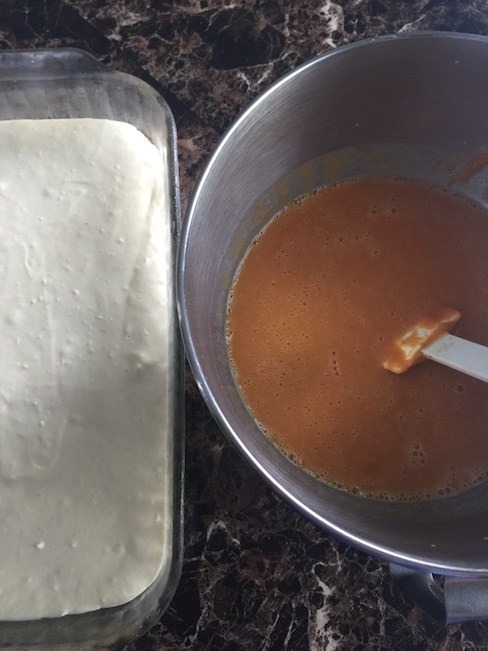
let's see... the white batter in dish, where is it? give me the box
[0,118,171,619]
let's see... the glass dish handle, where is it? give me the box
[0,48,107,79]
[390,563,488,624]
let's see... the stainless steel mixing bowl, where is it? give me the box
[177,32,488,622]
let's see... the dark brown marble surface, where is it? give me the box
[2,1,488,649]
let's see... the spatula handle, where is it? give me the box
[423,334,488,382]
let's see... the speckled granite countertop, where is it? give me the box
[2,1,488,649]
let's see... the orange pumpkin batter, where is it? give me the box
[226,177,488,501]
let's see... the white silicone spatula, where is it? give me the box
[383,308,488,382]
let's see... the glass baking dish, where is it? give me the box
[0,48,183,649]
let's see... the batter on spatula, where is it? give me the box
[383,309,488,382]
